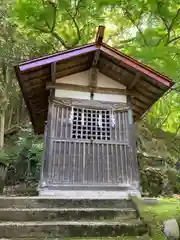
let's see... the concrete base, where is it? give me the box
[38,188,141,199]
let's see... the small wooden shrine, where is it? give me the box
[15,26,173,198]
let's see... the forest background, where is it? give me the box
[1,0,180,196]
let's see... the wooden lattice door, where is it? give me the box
[42,102,138,187]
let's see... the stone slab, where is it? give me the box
[0,220,147,238]
[0,197,134,209]
[39,189,141,199]
[0,207,137,221]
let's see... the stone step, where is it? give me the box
[0,220,147,238]
[0,197,135,209]
[0,237,151,240]
[0,208,137,221]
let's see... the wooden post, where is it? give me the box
[50,62,56,98]
[95,25,105,46]
[127,96,140,189]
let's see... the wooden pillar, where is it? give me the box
[40,99,53,187]
[40,62,57,185]
[127,96,140,189]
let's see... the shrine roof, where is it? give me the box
[15,26,173,134]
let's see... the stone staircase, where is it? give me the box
[0,197,148,239]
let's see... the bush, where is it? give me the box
[0,151,9,166]
[27,142,43,179]
[174,172,180,194]
[140,166,180,197]
[5,129,43,186]
[162,168,177,195]
[140,167,165,197]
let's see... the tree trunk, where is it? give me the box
[0,111,5,150]
[8,106,13,129]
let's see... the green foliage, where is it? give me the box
[13,0,180,134]
[164,168,177,190]
[5,128,43,185]
[140,165,179,197]
[174,172,180,193]
[14,0,104,49]
[140,167,165,197]
[137,122,180,196]
[1,0,180,196]
[131,196,180,240]
[0,151,9,166]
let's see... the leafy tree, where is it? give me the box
[2,0,180,195]
[0,0,57,150]
[98,0,180,133]
[13,0,180,134]
[14,0,104,49]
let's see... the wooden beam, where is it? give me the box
[89,67,98,89]
[89,49,101,99]
[92,49,100,67]
[98,57,134,85]
[89,50,100,88]
[128,72,140,89]
[46,82,132,95]
[51,62,56,83]
[95,25,105,46]
[50,62,56,98]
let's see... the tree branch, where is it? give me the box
[51,31,71,49]
[35,26,50,34]
[66,9,81,46]
[158,110,176,129]
[35,25,71,49]
[73,0,82,18]
[112,37,136,48]
[168,8,180,34]
[48,0,57,31]
[119,37,136,44]
[156,3,171,44]
[174,124,180,137]
[167,35,180,45]
[123,8,148,46]
[157,4,180,45]
[166,8,180,45]
[39,35,58,52]
[36,0,71,49]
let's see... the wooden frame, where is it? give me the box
[128,72,141,89]
[46,82,133,95]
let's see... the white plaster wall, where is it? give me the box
[93,93,127,103]
[56,70,126,89]
[55,70,127,102]
[56,71,89,86]
[55,89,90,100]
[97,72,126,89]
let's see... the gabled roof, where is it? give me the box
[15,27,173,134]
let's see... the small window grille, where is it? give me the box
[71,107,111,140]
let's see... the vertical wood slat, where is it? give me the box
[48,102,53,181]
[45,142,136,185]
[42,103,139,186]
[127,97,139,187]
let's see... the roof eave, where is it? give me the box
[14,65,39,133]
[101,43,172,88]
[17,43,97,72]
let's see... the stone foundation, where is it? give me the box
[38,188,141,199]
